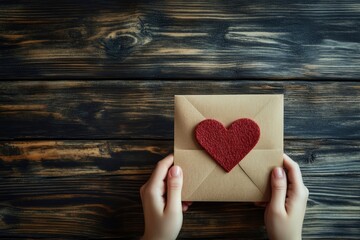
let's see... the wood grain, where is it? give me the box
[1,0,359,79]
[0,139,359,239]
[0,80,359,140]
[1,1,359,239]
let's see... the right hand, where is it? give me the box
[265,154,309,240]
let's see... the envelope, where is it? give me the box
[174,95,283,201]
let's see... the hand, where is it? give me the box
[140,154,191,240]
[265,154,309,240]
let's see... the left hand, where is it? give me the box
[140,154,192,240]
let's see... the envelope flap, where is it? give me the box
[239,149,283,196]
[252,95,283,149]
[181,95,283,149]
[184,95,272,126]
[174,149,218,199]
[174,96,205,150]
[188,160,264,201]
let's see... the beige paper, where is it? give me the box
[174,95,283,201]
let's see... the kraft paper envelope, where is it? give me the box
[174,94,283,201]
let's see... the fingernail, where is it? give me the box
[170,166,181,177]
[274,167,284,179]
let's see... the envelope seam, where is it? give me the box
[182,96,207,119]
[176,96,206,150]
[238,149,283,195]
[187,162,264,200]
[252,97,278,120]
[187,163,219,199]
[238,164,264,194]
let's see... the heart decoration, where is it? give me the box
[195,118,260,172]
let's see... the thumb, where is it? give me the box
[165,165,183,213]
[269,167,287,214]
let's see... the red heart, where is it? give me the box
[195,119,260,172]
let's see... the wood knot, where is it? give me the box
[104,33,138,57]
[100,17,152,59]
[306,150,317,163]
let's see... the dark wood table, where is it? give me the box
[1,1,359,239]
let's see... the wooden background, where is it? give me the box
[0,0,359,239]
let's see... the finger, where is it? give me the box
[140,182,147,199]
[283,154,309,210]
[182,202,192,212]
[182,201,192,210]
[268,167,287,215]
[182,204,189,212]
[143,155,173,214]
[283,154,304,189]
[165,165,183,214]
[148,154,174,187]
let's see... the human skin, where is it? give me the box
[140,154,191,240]
[140,154,308,240]
[264,154,309,240]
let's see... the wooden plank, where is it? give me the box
[0,80,359,140]
[1,0,359,79]
[0,139,359,238]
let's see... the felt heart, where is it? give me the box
[195,118,260,172]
